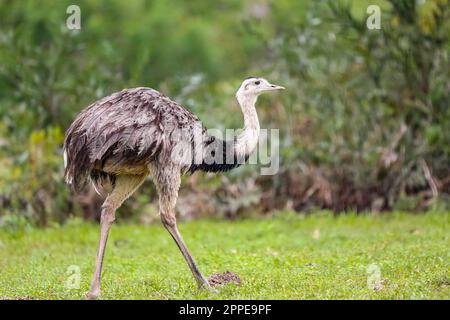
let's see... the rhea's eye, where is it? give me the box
[255,81,260,85]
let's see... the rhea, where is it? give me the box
[63,77,284,299]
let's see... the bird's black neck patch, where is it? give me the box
[188,138,249,174]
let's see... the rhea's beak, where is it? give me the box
[267,83,285,91]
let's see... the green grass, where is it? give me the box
[0,211,448,299]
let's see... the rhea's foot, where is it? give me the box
[197,279,219,293]
[85,289,101,300]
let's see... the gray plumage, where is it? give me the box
[64,78,284,299]
[64,87,246,193]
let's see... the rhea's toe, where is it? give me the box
[198,281,210,289]
[85,290,101,300]
[199,282,219,293]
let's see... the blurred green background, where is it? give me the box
[0,0,449,226]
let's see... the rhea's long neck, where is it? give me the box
[235,94,260,159]
[188,93,260,174]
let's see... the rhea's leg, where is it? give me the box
[156,170,210,289]
[160,209,210,288]
[85,202,115,300]
[86,174,146,300]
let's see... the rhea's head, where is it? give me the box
[236,77,285,103]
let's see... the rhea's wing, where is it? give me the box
[63,87,202,191]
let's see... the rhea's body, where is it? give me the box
[63,77,284,299]
[65,87,253,191]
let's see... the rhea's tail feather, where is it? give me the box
[63,137,95,193]
[64,150,85,191]
[64,145,116,195]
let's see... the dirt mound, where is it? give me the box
[208,271,242,287]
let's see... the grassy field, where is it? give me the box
[0,211,448,300]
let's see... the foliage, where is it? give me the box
[0,0,449,224]
[261,0,450,212]
[0,126,71,225]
